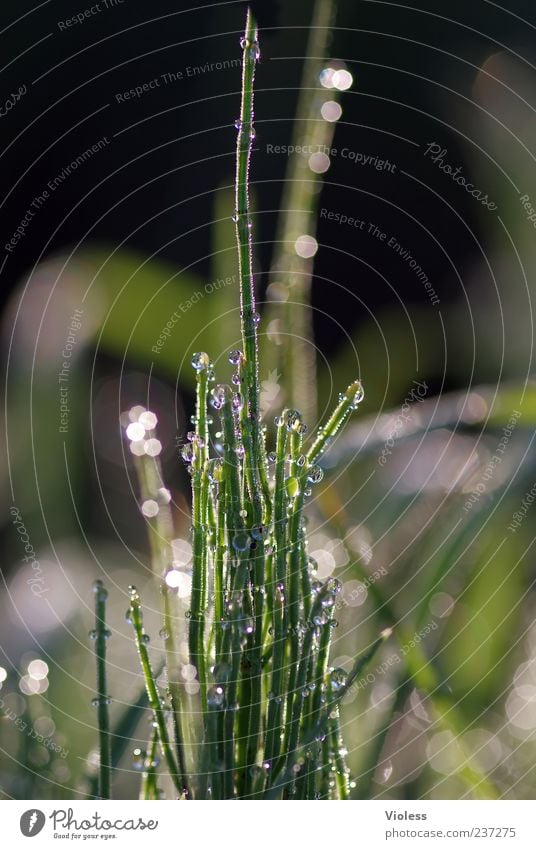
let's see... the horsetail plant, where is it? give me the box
[92,8,383,799]
[90,579,111,799]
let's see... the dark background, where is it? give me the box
[1,0,533,351]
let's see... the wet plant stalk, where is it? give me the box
[265,0,340,422]
[128,588,183,796]
[263,416,288,774]
[115,8,367,800]
[134,449,189,795]
[141,727,160,800]
[92,580,111,800]
[190,363,210,712]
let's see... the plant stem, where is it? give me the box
[92,579,111,800]
[140,726,160,800]
[265,0,340,423]
[128,586,183,796]
[235,9,263,479]
[133,444,190,796]
[234,9,269,795]
[263,416,288,776]
[190,363,210,714]
[308,380,364,465]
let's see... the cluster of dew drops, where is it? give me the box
[182,349,364,702]
[181,349,351,553]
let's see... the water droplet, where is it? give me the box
[296,454,306,467]
[126,421,146,442]
[228,349,242,365]
[267,451,276,463]
[240,618,255,635]
[308,466,324,484]
[332,69,353,91]
[157,487,171,505]
[138,410,158,430]
[251,525,267,541]
[250,127,256,140]
[350,380,365,408]
[234,118,243,130]
[239,509,248,519]
[286,477,299,498]
[181,444,194,463]
[286,409,302,431]
[92,579,107,599]
[141,499,159,518]
[88,630,98,641]
[274,415,285,427]
[141,634,150,645]
[253,312,261,326]
[132,748,146,770]
[232,532,250,552]
[326,577,342,595]
[231,212,239,223]
[207,685,225,709]
[191,352,210,372]
[321,100,342,122]
[144,438,162,457]
[330,668,348,692]
[210,385,228,411]
[313,612,328,627]
[91,696,112,708]
[159,628,169,640]
[294,234,318,259]
[321,593,336,609]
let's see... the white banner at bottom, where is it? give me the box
[2,800,534,848]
